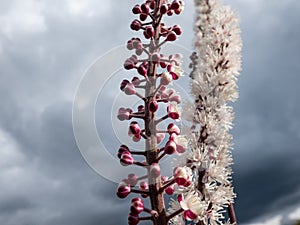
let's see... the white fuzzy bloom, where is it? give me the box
[171,0,242,224]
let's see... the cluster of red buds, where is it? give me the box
[115,1,189,225]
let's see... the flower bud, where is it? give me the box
[171,1,181,10]
[137,65,147,76]
[145,26,155,38]
[120,79,130,90]
[166,31,177,42]
[130,19,142,31]
[139,181,148,198]
[138,105,144,112]
[117,181,131,199]
[128,212,140,225]
[128,173,138,186]
[124,83,136,95]
[160,4,168,14]
[129,121,141,135]
[167,10,173,16]
[127,40,134,50]
[167,123,180,135]
[118,145,130,159]
[167,103,180,120]
[183,210,197,221]
[132,4,142,14]
[149,100,158,113]
[140,13,147,21]
[149,1,155,9]
[172,25,182,35]
[173,167,191,186]
[164,140,177,155]
[120,151,134,166]
[131,77,141,86]
[165,185,175,195]
[118,108,132,121]
[130,198,144,214]
[150,163,161,178]
[141,3,150,14]
[160,72,173,85]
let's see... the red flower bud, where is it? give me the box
[130,19,142,31]
[183,210,197,221]
[167,123,180,135]
[137,65,147,76]
[117,145,130,159]
[128,212,140,225]
[117,181,131,199]
[167,104,180,120]
[129,121,141,135]
[140,13,148,21]
[120,151,134,166]
[164,140,177,155]
[120,80,130,90]
[165,185,175,195]
[139,181,148,198]
[166,31,177,42]
[149,100,158,113]
[138,105,144,112]
[171,1,180,10]
[132,4,142,14]
[130,198,144,214]
[160,4,168,14]
[141,3,150,14]
[145,26,154,38]
[172,25,182,35]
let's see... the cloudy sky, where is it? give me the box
[0,0,300,225]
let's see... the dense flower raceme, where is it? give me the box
[114,1,194,225]
[168,0,242,224]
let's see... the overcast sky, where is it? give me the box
[0,0,300,225]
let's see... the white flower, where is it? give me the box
[180,191,204,215]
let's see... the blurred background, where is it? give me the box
[0,0,300,224]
